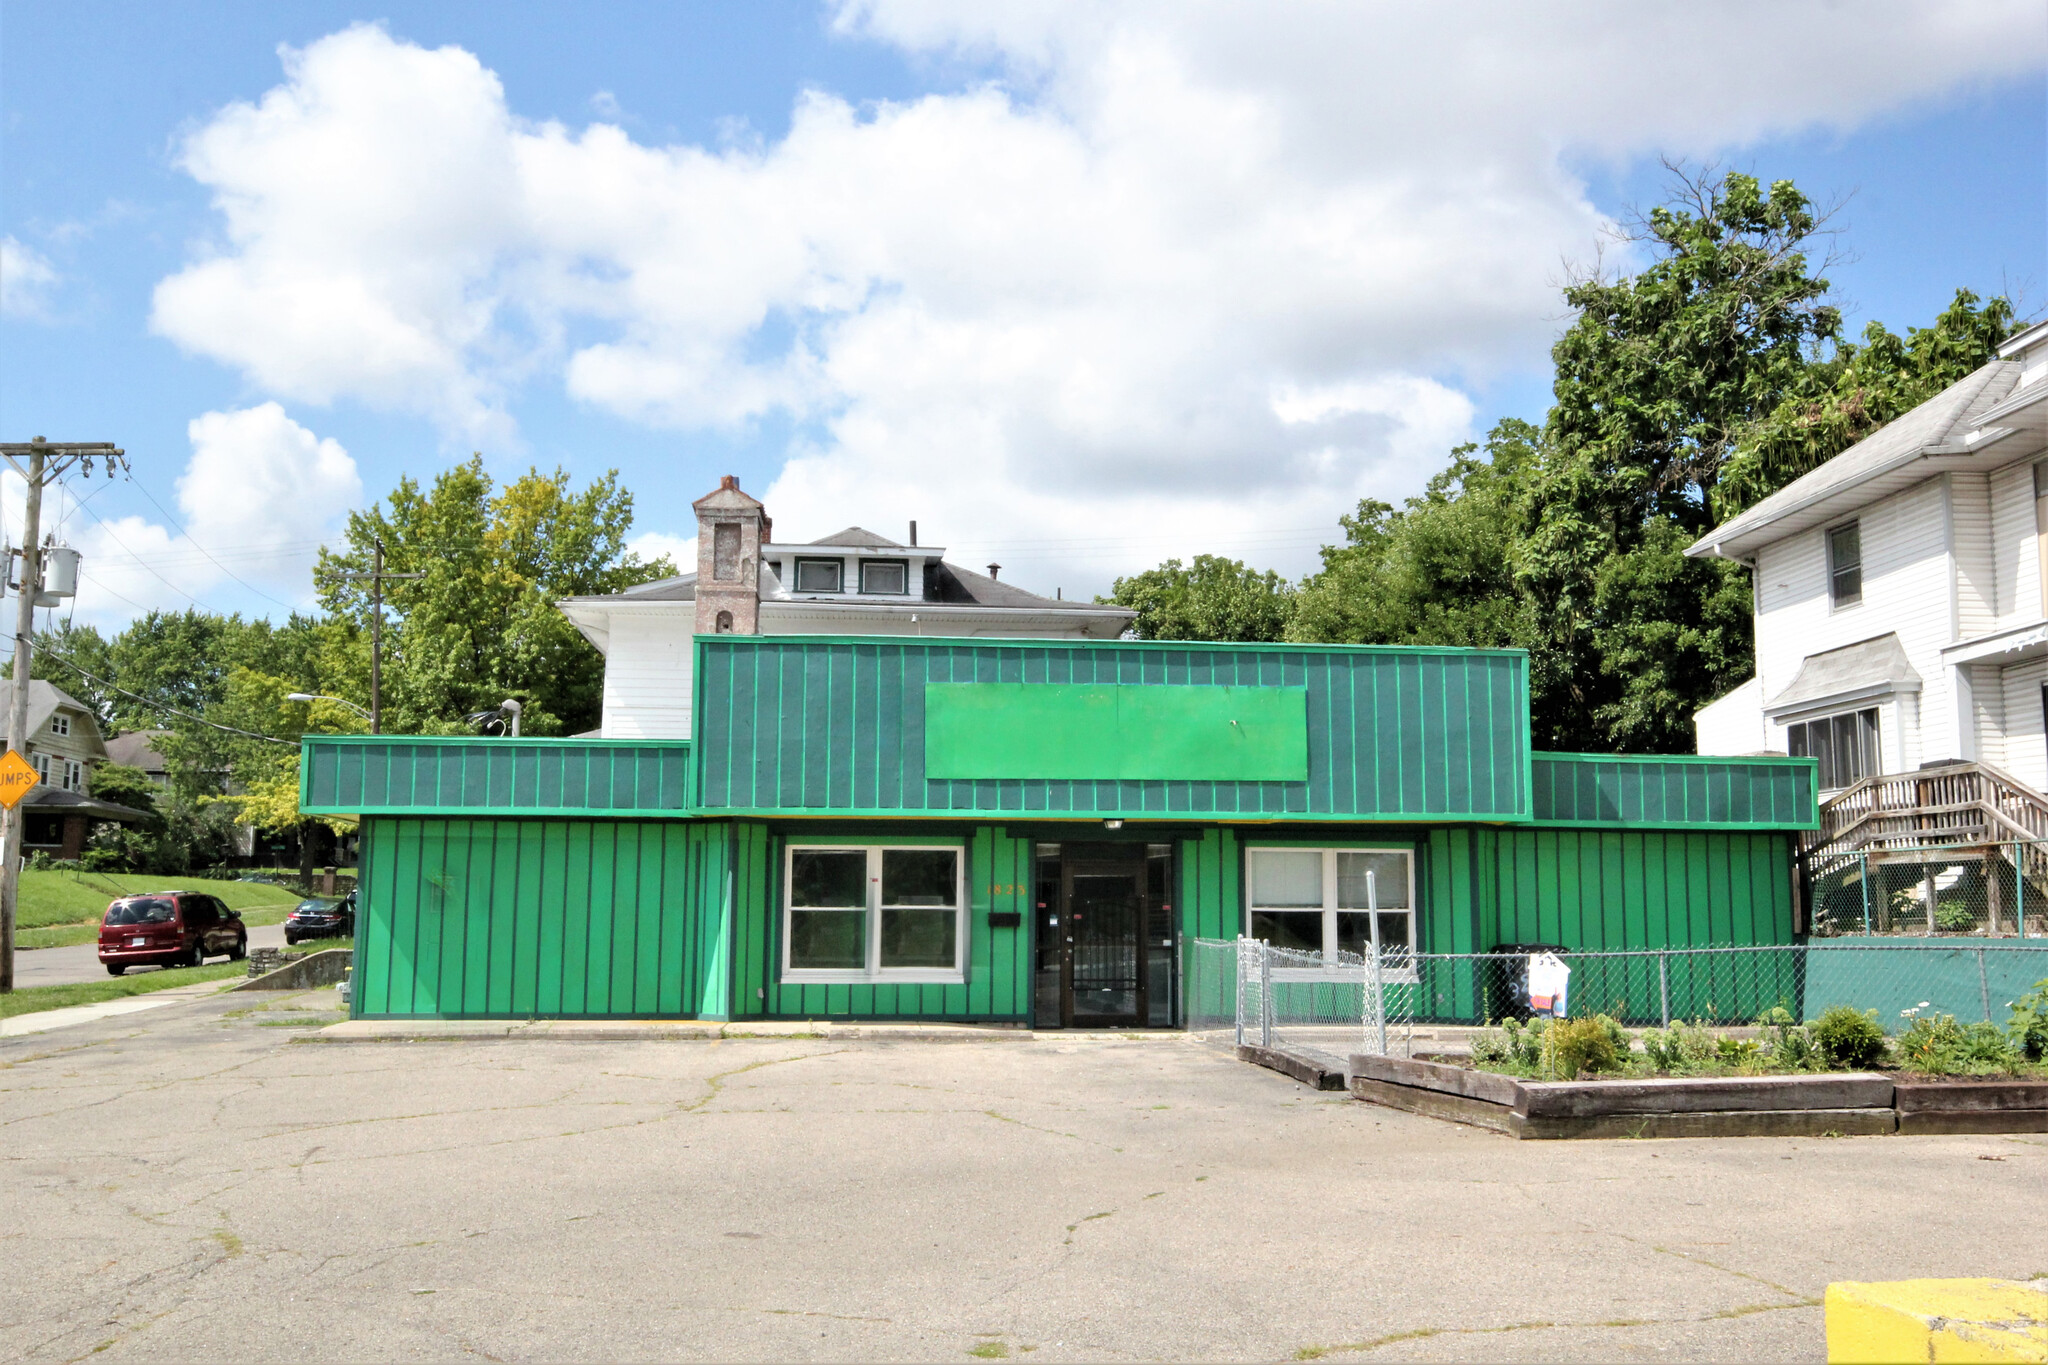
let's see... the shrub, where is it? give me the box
[1641,1019,1719,1074]
[1898,1014,2015,1075]
[79,848,127,872]
[1756,1005,1819,1072]
[1550,1015,1625,1078]
[1811,1006,1888,1070]
[1934,901,1975,932]
[2008,979,2048,1062]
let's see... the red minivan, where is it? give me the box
[98,892,249,975]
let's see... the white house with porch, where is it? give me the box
[1692,319,2048,792]
[1691,320,2048,933]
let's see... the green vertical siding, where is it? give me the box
[1529,752,1817,830]
[694,638,1531,821]
[354,816,737,1019]
[1405,827,1800,1024]
[303,737,692,815]
[733,824,1033,1021]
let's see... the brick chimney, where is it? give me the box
[693,475,770,636]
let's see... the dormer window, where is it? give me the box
[860,559,909,595]
[49,714,70,737]
[793,558,844,593]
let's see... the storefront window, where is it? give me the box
[1247,846,1415,961]
[784,844,963,981]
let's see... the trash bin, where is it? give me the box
[1485,942,1567,1021]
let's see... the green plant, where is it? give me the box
[1897,1013,2015,1075]
[1640,1019,1719,1074]
[2007,979,2048,1062]
[1811,1006,1888,1070]
[1550,1015,1625,1078]
[79,848,127,872]
[1934,900,1975,932]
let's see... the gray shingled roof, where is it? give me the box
[1689,360,2023,559]
[807,527,905,548]
[1766,632,1921,716]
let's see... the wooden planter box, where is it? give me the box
[1349,1054,1896,1139]
[1893,1079,2048,1135]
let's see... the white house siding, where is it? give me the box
[1694,676,1766,753]
[1753,478,1954,767]
[599,609,696,740]
[1950,472,1998,636]
[1990,460,2042,628]
[1999,657,2048,789]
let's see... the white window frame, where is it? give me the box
[49,714,70,737]
[30,752,49,784]
[782,842,966,985]
[63,759,83,792]
[1826,519,1862,610]
[859,558,910,596]
[792,558,845,594]
[1245,845,1417,982]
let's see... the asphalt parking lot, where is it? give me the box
[3,991,2041,1363]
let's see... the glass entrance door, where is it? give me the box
[1033,842,1176,1028]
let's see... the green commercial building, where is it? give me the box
[301,480,1818,1027]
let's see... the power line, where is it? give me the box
[23,635,299,748]
[122,472,303,612]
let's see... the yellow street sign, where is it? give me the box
[0,749,40,810]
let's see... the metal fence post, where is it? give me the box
[1234,936,1247,1047]
[1658,952,1670,1027]
[2019,841,2028,939]
[1859,852,1871,935]
[1369,944,1388,1056]
[1978,948,1992,1023]
[1258,941,1273,1049]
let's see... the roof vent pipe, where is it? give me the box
[909,520,917,547]
[987,563,1000,580]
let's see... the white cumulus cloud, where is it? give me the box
[56,404,361,619]
[1,236,60,321]
[149,8,2046,583]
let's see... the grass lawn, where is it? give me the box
[18,870,304,932]
[0,959,247,1020]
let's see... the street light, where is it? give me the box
[287,692,372,722]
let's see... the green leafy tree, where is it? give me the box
[1289,420,1538,649]
[316,457,674,736]
[1108,555,1293,641]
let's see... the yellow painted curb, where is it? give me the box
[1826,1279,2048,1363]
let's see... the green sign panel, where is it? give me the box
[924,683,1309,782]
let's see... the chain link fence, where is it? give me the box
[1194,938,2048,1060]
[1807,840,2048,938]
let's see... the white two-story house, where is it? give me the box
[1692,319,2048,797]
[558,476,1135,739]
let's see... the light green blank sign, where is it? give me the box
[923,683,1309,782]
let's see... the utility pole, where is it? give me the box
[329,538,421,734]
[0,437,127,992]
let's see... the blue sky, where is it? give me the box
[3,2,2043,625]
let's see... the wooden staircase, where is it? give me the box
[1800,760,2048,936]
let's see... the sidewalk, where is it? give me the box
[0,981,232,1038]
[305,1017,1045,1043]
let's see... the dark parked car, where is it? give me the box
[98,892,248,975]
[284,892,354,945]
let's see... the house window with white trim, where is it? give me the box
[49,714,70,737]
[1246,847,1414,958]
[62,759,83,792]
[1786,707,1880,790]
[859,559,909,595]
[1827,521,1862,608]
[30,753,50,784]
[784,843,964,982]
